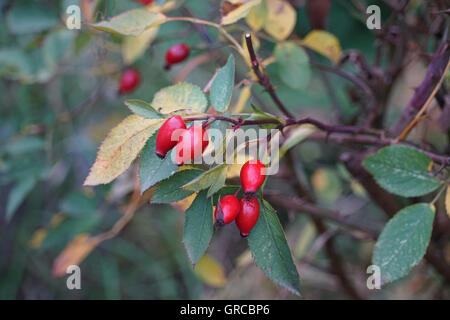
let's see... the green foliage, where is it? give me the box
[210,55,235,112]
[125,99,164,119]
[1,0,447,300]
[151,82,208,114]
[92,9,166,36]
[248,199,301,296]
[373,203,435,284]
[274,42,310,90]
[363,145,442,197]
[139,134,179,193]
[181,163,228,198]
[183,190,214,265]
[152,169,204,203]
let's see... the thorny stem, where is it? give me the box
[184,114,449,166]
[245,33,295,119]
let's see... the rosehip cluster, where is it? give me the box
[215,160,266,237]
[155,116,209,165]
[156,117,266,236]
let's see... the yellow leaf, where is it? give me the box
[50,213,65,228]
[246,0,268,31]
[311,168,328,192]
[151,82,208,114]
[221,0,262,25]
[232,84,252,113]
[194,254,226,288]
[52,234,100,277]
[264,0,296,41]
[302,30,342,64]
[122,26,159,65]
[84,115,164,186]
[29,228,48,249]
[445,186,450,218]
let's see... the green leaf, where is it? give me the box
[6,0,59,35]
[248,199,301,296]
[207,166,229,198]
[244,103,282,129]
[125,99,164,119]
[92,9,166,36]
[6,177,37,222]
[151,82,208,114]
[274,41,311,90]
[152,169,204,203]
[181,164,228,193]
[183,190,214,265]
[373,203,435,284]
[139,135,179,193]
[210,55,235,112]
[362,145,442,197]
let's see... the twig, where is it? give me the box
[245,33,295,119]
[391,41,450,137]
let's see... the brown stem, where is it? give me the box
[245,33,295,119]
[390,41,450,137]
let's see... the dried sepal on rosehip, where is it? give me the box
[155,116,186,159]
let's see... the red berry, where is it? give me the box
[155,116,187,159]
[236,197,260,237]
[240,160,266,195]
[215,195,240,226]
[118,68,140,94]
[134,0,153,5]
[175,125,209,166]
[165,43,190,68]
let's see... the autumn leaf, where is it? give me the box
[122,26,159,65]
[84,115,164,186]
[302,30,342,64]
[194,254,226,288]
[221,0,262,25]
[264,0,296,41]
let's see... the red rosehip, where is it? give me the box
[133,0,153,5]
[240,160,266,195]
[236,197,260,237]
[175,125,209,166]
[118,68,141,94]
[165,43,190,69]
[155,116,187,159]
[214,195,240,226]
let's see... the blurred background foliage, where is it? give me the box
[0,0,449,300]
